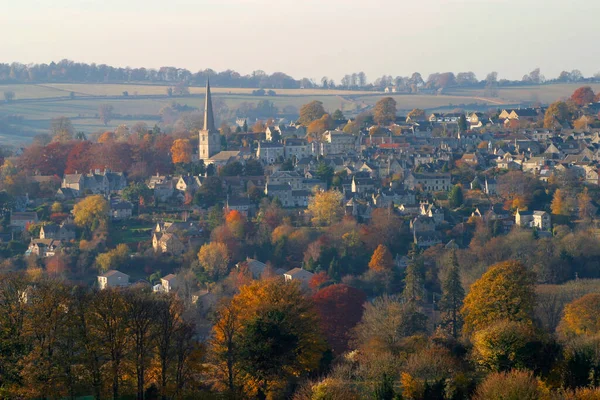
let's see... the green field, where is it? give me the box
[0,82,597,145]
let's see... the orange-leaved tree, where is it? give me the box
[368,244,394,272]
[209,279,326,398]
[461,260,535,335]
[170,138,192,164]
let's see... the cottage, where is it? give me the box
[98,270,130,290]
[154,273,178,293]
[283,268,314,286]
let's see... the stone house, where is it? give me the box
[97,270,130,290]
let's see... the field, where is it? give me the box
[1,82,598,146]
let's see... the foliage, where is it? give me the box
[307,190,344,227]
[373,97,397,125]
[461,260,536,334]
[473,370,544,400]
[448,184,464,208]
[559,293,600,337]
[171,138,192,164]
[439,251,464,337]
[72,195,109,228]
[368,244,394,272]
[197,242,230,280]
[571,86,596,106]
[312,284,367,354]
[299,101,326,126]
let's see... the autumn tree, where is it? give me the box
[99,104,115,126]
[373,97,397,125]
[368,244,394,272]
[551,188,568,216]
[210,279,326,398]
[50,116,75,143]
[578,187,596,221]
[95,244,130,272]
[544,101,571,129]
[571,86,596,106]
[298,100,326,126]
[439,251,464,338]
[197,242,230,280]
[98,131,116,143]
[307,189,344,227]
[351,295,427,356]
[312,284,367,354]
[72,195,109,229]
[559,293,600,337]
[407,108,426,121]
[307,114,333,136]
[461,260,536,334]
[171,138,192,164]
[474,370,544,400]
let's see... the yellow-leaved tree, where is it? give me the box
[209,279,326,398]
[461,260,536,335]
[197,242,230,280]
[307,189,344,227]
[73,195,109,229]
[558,293,600,337]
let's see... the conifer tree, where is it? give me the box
[439,250,465,337]
[403,258,425,304]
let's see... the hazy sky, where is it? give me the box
[2,0,599,82]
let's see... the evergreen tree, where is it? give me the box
[403,258,425,304]
[448,184,464,208]
[439,250,465,338]
[458,114,468,132]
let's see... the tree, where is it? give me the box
[50,116,75,142]
[448,184,464,208]
[571,86,596,106]
[72,195,109,229]
[3,90,15,102]
[559,293,600,337]
[244,159,264,176]
[307,114,333,135]
[458,114,468,132]
[373,97,397,125]
[298,101,326,126]
[332,109,345,120]
[578,187,596,221]
[307,190,344,226]
[551,188,569,215]
[407,108,426,121]
[171,139,192,164]
[315,161,334,186]
[474,370,544,400]
[95,244,130,272]
[352,295,427,356]
[368,244,394,272]
[198,242,230,280]
[544,101,571,129]
[210,279,326,398]
[99,104,114,126]
[461,260,536,334]
[403,259,425,304]
[439,251,464,338]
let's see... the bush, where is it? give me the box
[474,370,544,400]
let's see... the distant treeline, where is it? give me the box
[1,60,599,91]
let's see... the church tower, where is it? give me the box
[199,78,221,162]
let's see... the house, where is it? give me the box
[40,223,76,241]
[62,169,127,196]
[98,270,130,290]
[26,239,62,257]
[284,268,314,286]
[152,232,186,255]
[284,138,311,159]
[10,212,38,230]
[351,176,376,194]
[515,209,551,231]
[225,197,257,217]
[404,172,451,192]
[110,199,133,220]
[257,141,285,164]
[153,273,178,293]
[176,175,203,193]
[236,258,268,279]
[318,131,359,156]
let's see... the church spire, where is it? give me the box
[203,78,216,132]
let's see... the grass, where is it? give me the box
[1,81,598,145]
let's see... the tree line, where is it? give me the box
[2,60,600,91]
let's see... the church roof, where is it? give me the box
[203,78,217,133]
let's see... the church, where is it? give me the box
[198,79,241,166]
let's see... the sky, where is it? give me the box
[2,0,599,83]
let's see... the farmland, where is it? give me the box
[0,82,598,146]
